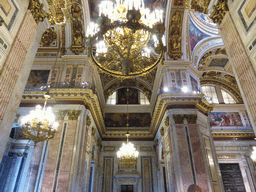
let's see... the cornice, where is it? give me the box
[150,94,214,137]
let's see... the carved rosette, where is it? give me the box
[168,10,183,60]
[70,3,85,55]
[28,0,48,24]
[209,0,229,25]
[41,28,57,47]
[173,114,197,124]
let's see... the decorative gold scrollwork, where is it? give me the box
[70,3,85,55]
[41,28,57,47]
[86,115,92,127]
[173,114,197,124]
[55,110,68,120]
[173,114,185,124]
[164,116,169,127]
[160,127,165,136]
[168,10,183,60]
[28,0,48,24]
[209,0,229,25]
[68,110,81,120]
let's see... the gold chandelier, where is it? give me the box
[21,95,59,145]
[117,133,139,167]
[85,0,166,78]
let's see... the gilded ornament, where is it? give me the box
[173,114,185,124]
[164,116,169,127]
[168,10,183,60]
[97,138,101,146]
[86,115,92,127]
[209,0,229,25]
[41,28,57,47]
[186,114,197,124]
[92,127,96,136]
[68,110,81,120]
[28,0,48,24]
[55,110,68,120]
[160,127,165,136]
[0,19,4,26]
[70,3,85,55]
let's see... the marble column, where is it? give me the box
[162,107,224,192]
[0,10,49,161]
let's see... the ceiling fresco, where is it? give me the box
[188,16,210,52]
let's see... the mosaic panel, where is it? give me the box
[238,0,256,32]
[208,58,228,67]
[0,0,19,30]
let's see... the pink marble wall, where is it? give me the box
[41,120,64,191]
[176,124,194,191]
[188,124,209,192]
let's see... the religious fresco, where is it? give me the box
[208,58,228,67]
[209,112,252,131]
[238,0,256,32]
[190,76,198,92]
[0,0,19,30]
[117,88,139,104]
[188,17,209,52]
[89,0,166,20]
[25,70,50,90]
[105,113,151,127]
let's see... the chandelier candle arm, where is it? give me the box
[20,95,59,145]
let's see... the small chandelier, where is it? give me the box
[21,95,59,145]
[86,0,166,78]
[117,133,139,167]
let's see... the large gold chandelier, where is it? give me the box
[85,0,166,78]
[21,95,59,145]
[117,133,139,167]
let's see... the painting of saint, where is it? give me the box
[26,70,50,88]
[188,18,209,52]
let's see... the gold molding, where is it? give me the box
[212,131,254,138]
[28,0,48,24]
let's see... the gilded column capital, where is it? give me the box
[55,110,68,120]
[28,0,48,24]
[68,110,81,120]
[173,114,185,124]
[86,116,92,127]
[173,114,197,124]
[209,0,229,25]
[164,116,169,127]
[186,114,197,124]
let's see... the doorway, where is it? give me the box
[121,185,133,192]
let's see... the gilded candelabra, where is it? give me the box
[85,0,166,78]
[21,95,59,145]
